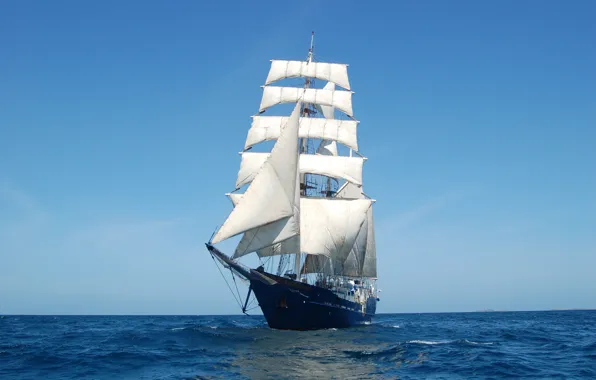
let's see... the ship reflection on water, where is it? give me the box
[232,338,377,378]
[227,325,419,379]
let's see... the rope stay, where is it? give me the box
[229,267,244,308]
[210,253,243,309]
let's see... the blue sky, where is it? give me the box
[1,0,594,315]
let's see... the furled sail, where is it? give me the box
[210,102,302,245]
[265,60,351,90]
[259,86,354,117]
[236,152,364,189]
[245,116,358,151]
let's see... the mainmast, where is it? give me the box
[296,31,316,279]
[300,31,316,196]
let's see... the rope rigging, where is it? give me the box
[229,267,243,308]
[210,251,258,315]
[209,253,243,310]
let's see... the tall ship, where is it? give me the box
[206,33,378,330]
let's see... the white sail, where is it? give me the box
[341,250,361,277]
[300,198,371,259]
[258,198,371,260]
[335,182,377,278]
[236,152,364,189]
[215,42,377,281]
[211,102,302,245]
[248,235,299,258]
[361,206,377,278]
[229,196,372,260]
[335,181,363,199]
[231,173,301,257]
[302,154,365,185]
[226,193,243,207]
[265,60,351,90]
[259,86,353,117]
[301,190,368,276]
[315,82,338,157]
[316,139,338,156]
[303,225,368,276]
[302,254,332,275]
[228,162,375,275]
[338,214,368,276]
[233,216,299,257]
[315,82,336,119]
[245,116,358,151]
[226,191,300,258]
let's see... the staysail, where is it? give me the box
[211,102,302,247]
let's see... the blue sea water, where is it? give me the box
[1,311,595,379]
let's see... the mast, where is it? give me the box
[296,31,316,279]
[300,31,316,194]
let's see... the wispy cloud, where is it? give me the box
[0,183,198,260]
[64,218,185,258]
[0,183,38,212]
[380,189,470,232]
[0,182,48,238]
[0,182,206,314]
[0,181,189,249]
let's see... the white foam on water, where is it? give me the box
[408,340,452,345]
[464,339,494,345]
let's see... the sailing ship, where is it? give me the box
[206,33,378,330]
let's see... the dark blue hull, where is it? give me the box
[206,243,376,330]
[250,272,376,330]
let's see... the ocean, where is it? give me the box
[1,311,595,379]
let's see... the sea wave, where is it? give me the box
[1,311,595,379]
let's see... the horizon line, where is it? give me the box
[2,308,595,317]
